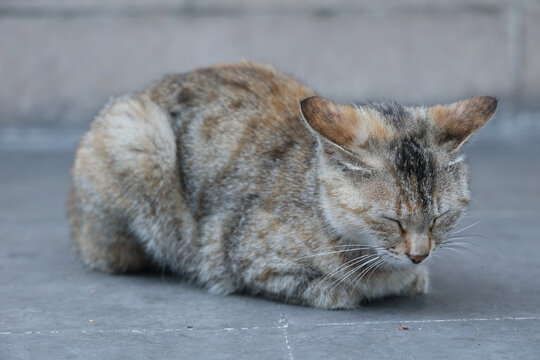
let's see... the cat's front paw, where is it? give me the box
[404,266,429,296]
[303,279,360,310]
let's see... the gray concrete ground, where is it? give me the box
[1,135,540,359]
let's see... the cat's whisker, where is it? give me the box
[439,243,466,250]
[469,197,488,211]
[347,259,383,291]
[314,256,375,296]
[438,245,466,257]
[443,239,493,252]
[430,253,442,261]
[445,234,499,251]
[446,234,490,241]
[444,248,487,268]
[294,247,374,260]
[440,242,492,266]
[326,256,380,294]
[310,244,382,253]
[327,264,365,295]
[316,242,381,249]
[451,219,483,235]
[348,258,385,292]
[441,243,478,256]
[295,240,379,258]
[365,258,387,282]
[315,254,375,289]
[442,238,498,259]
[430,252,455,268]
[437,244,483,266]
[332,255,379,286]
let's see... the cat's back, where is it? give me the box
[147,61,314,139]
[145,62,318,214]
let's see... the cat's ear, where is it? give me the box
[300,96,389,172]
[429,96,498,150]
[300,96,361,150]
[300,95,395,152]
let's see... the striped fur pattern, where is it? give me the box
[67,62,497,309]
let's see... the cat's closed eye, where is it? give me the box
[382,216,405,234]
[430,210,461,233]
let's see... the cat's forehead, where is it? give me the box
[363,101,428,132]
[390,135,437,208]
[365,101,410,129]
[361,104,444,210]
[361,102,436,157]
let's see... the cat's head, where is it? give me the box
[301,95,497,266]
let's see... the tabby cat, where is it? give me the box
[67,61,497,309]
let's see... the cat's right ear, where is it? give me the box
[300,96,363,151]
[300,96,377,172]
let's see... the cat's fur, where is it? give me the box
[67,61,497,309]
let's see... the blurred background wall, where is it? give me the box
[1,0,539,144]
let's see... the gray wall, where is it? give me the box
[1,0,539,133]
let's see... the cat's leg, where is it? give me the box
[358,265,429,302]
[401,265,429,296]
[68,187,147,273]
[351,265,430,303]
[68,94,194,273]
[242,266,362,309]
[235,216,362,309]
[242,261,428,308]
[301,276,363,309]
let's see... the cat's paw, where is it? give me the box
[403,266,429,296]
[303,279,360,310]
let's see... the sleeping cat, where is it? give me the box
[67,61,497,309]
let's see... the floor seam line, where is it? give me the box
[279,307,294,360]
[2,316,540,336]
[314,316,540,327]
[0,325,275,336]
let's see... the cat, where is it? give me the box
[67,61,497,309]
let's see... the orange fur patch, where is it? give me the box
[430,96,497,144]
[336,201,372,216]
[365,110,395,142]
[261,268,273,281]
[302,96,397,150]
[301,96,359,148]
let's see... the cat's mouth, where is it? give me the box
[382,248,430,265]
[406,253,428,264]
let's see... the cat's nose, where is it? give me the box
[407,253,428,264]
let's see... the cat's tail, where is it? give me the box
[68,94,196,273]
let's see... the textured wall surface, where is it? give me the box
[1,0,539,131]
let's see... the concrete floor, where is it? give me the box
[1,137,540,359]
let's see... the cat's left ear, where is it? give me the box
[429,96,498,150]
